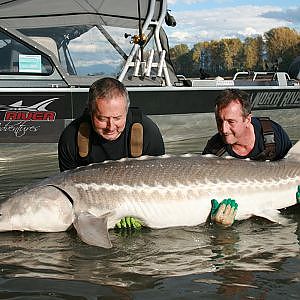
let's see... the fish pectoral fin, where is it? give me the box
[253,209,289,225]
[73,212,112,248]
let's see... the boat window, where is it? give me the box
[19,25,134,77]
[65,25,132,77]
[17,25,153,79]
[0,30,53,75]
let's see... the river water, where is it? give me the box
[0,110,300,299]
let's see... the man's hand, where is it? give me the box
[211,198,238,227]
[115,216,143,230]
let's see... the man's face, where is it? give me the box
[216,100,251,145]
[91,95,127,141]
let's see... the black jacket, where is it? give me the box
[203,117,292,160]
[58,109,165,171]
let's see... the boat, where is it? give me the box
[0,0,299,143]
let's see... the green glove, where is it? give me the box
[210,198,238,226]
[211,199,220,217]
[115,216,143,230]
[296,185,300,204]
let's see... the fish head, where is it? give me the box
[0,185,73,232]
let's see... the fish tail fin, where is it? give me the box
[73,212,112,248]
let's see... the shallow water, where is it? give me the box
[0,111,300,299]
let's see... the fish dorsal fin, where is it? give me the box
[286,140,300,161]
[73,212,112,248]
[10,100,23,108]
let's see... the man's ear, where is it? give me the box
[245,113,252,126]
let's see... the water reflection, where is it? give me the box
[0,216,298,288]
[0,144,58,197]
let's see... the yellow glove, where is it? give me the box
[115,216,143,230]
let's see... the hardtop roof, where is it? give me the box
[0,0,164,29]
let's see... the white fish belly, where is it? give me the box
[109,196,212,229]
[73,182,215,229]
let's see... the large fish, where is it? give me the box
[1,141,300,248]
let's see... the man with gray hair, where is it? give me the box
[58,77,165,171]
[58,77,165,230]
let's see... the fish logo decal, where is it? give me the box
[0,98,58,121]
[0,98,58,112]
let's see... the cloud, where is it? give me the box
[69,25,135,54]
[177,0,206,3]
[169,31,193,42]
[237,27,260,37]
[262,6,300,24]
[164,5,297,47]
[167,0,207,4]
[70,43,100,53]
[75,59,121,68]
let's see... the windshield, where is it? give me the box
[19,25,140,77]
[68,26,131,76]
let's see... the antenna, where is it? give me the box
[137,0,145,62]
[124,0,147,57]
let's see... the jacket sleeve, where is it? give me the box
[272,121,293,160]
[58,123,79,171]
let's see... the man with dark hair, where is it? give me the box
[203,89,292,160]
[203,89,292,227]
[58,77,165,171]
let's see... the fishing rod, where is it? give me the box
[124,0,147,62]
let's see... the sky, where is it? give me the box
[164,0,300,48]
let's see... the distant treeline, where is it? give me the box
[169,27,300,78]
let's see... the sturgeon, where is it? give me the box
[1,141,300,248]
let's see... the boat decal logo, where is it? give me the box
[251,91,300,109]
[0,98,57,122]
[0,98,58,138]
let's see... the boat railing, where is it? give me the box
[118,0,171,86]
[181,71,299,88]
[233,71,293,86]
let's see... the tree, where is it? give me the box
[191,41,213,75]
[219,38,243,73]
[242,36,264,70]
[177,52,194,75]
[169,44,191,75]
[169,27,300,77]
[264,27,300,71]
[169,44,189,61]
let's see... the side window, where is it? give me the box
[0,31,53,75]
